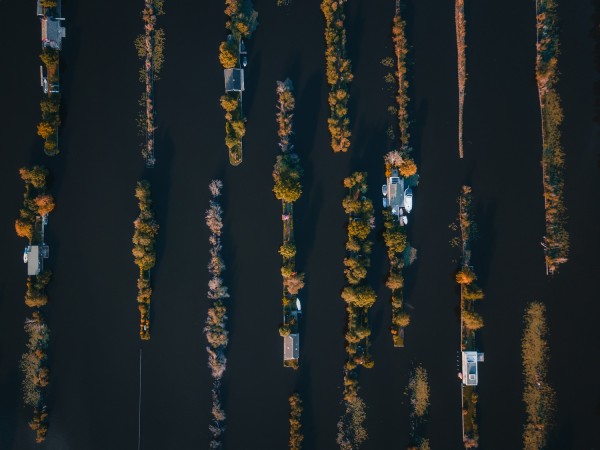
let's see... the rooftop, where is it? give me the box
[41,17,66,50]
[284,333,299,360]
[224,68,245,92]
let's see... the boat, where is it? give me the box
[404,187,413,213]
[23,248,29,263]
[383,197,387,208]
[382,184,387,196]
[296,298,301,311]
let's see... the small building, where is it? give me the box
[387,169,404,218]
[224,68,245,92]
[284,333,299,361]
[461,351,484,386]
[41,17,66,50]
[24,246,41,276]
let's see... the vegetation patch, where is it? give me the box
[407,365,430,449]
[451,186,485,448]
[321,0,353,152]
[37,49,61,156]
[219,0,258,165]
[15,166,55,443]
[337,172,375,449]
[204,180,230,448]
[535,0,569,274]
[455,0,466,158]
[132,180,159,340]
[273,79,304,368]
[135,0,165,166]
[522,302,555,450]
[288,393,303,450]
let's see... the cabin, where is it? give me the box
[461,351,485,386]
[41,17,66,50]
[284,333,299,361]
[224,68,245,93]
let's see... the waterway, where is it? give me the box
[0,0,598,449]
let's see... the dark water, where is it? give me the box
[0,0,599,449]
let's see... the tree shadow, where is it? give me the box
[145,128,175,332]
[295,361,315,450]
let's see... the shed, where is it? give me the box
[284,333,299,360]
[224,68,245,92]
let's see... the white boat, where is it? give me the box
[404,187,413,213]
[23,248,29,263]
[400,215,408,226]
[296,298,301,311]
[382,184,387,196]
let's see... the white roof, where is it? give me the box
[26,246,40,276]
[224,68,245,92]
[284,333,299,360]
[462,351,479,386]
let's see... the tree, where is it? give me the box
[15,220,34,241]
[219,40,238,69]
[386,271,404,291]
[284,272,305,295]
[463,283,484,301]
[34,195,55,217]
[456,267,476,284]
[399,158,417,177]
[220,94,239,112]
[40,48,58,68]
[341,285,376,308]
[19,166,48,189]
[37,122,54,140]
[462,311,484,330]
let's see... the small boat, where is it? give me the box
[242,55,248,67]
[404,187,413,213]
[383,197,387,208]
[240,40,247,54]
[23,248,29,263]
[382,184,387,196]
[296,298,301,311]
[400,215,408,226]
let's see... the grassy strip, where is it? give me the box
[132,181,159,340]
[219,0,258,165]
[289,393,303,450]
[321,0,353,153]
[273,79,304,369]
[407,365,430,449]
[134,0,165,166]
[455,0,466,158]
[15,166,55,443]
[204,180,230,447]
[522,302,555,450]
[337,172,375,449]
[535,0,569,274]
[37,48,61,156]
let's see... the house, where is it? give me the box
[41,17,66,50]
[224,68,245,92]
[24,246,41,276]
[284,333,299,361]
[387,169,404,217]
[461,351,484,386]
